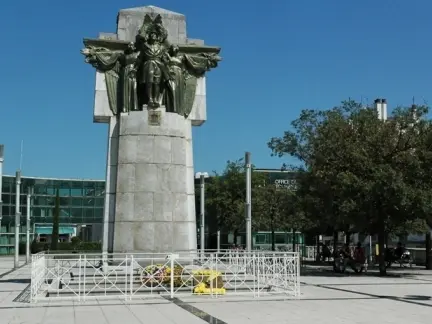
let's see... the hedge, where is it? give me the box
[29,241,102,254]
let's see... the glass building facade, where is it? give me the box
[0,175,105,255]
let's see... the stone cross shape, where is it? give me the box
[81,6,221,253]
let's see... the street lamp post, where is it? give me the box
[245,152,252,252]
[26,187,33,264]
[195,172,209,256]
[14,170,21,269]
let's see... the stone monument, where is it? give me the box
[81,6,221,253]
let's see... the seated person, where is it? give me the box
[321,243,331,261]
[353,242,366,264]
[340,243,352,259]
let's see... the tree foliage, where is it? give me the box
[206,158,314,250]
[206,159,268,234]
[269,100,432,274]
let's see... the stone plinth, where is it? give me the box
[91,6,215,253]
[112,108,196,253]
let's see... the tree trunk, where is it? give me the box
[426,232,432,270]
[271,222,275,251]
[233,229,238,247]
[292,228,296,253]
[378,227,386,276]
[345,232,350,244]
[316,235,321,262]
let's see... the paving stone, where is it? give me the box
[0,256,431,323]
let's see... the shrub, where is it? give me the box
[30,241,102,253]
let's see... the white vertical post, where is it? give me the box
[217,230,220,253]
[170,255,175,298]
[369,235,373,263]
[200,174,205,254]
[0,145,4,233]
[26,187,32,264]
[15,170,21,269]
[195,172,208,257]
[245,152,252,252]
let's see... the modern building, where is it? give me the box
[0,168,299,255]
[0,175,104,254]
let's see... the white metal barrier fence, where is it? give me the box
[253,246,317,261]
[30,250,300,303]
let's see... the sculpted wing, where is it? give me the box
[81,39,128,115]
[176,46,221,118]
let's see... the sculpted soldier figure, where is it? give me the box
[135,15,171,108]
[81,14,221,117]
[121,42,139,112]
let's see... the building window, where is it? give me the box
[1,194,11,204]
[20,194,27,205]
[94,198,104,207]
[2,178,13,193]
[255,234,268,244]
[58,188,70,197]
[2,206,10,217]
[60,197,70,206]
[71,198,83,207]
[70,181,83,196]
[83,182,95,196]
[83,198,94,207]
[31,207,41,217]
[84,208,94,219]
[94,208,103,219]
[60,208,71,217]
[34,185,48,195]
[275,233,286,244]
[47,188,56,195]
[70,188,83,196]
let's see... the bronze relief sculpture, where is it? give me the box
[81,14,221,118]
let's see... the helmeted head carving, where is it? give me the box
[137,14,168,44]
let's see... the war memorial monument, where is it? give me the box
[81,6,221,253]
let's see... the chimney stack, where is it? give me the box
[374,98,387,121]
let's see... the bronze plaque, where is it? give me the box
[148,111,162,126]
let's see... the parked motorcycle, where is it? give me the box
[385,248,413,268]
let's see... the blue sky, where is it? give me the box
[1,0,432,179]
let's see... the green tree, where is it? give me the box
[253,184,290,250]
[51,189,60,251]
[206,159,268,241]
[269,100,432,275]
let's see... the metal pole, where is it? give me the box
[26,187,32,264]
[200,174,205,255]
[14,171,21,269]
[245,152,252,252]
[0,145,4,233]
[369,235,373,263]
[217,230,220,253]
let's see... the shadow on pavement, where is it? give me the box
[403,295,431,301]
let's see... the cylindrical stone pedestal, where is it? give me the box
[112,107,197,253]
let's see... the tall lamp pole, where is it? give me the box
[245,152,252,252]
[26,187,33,264]
[14,171,21,269]
[195,172,209,256]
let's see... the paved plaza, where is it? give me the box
[0,257,431,323]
